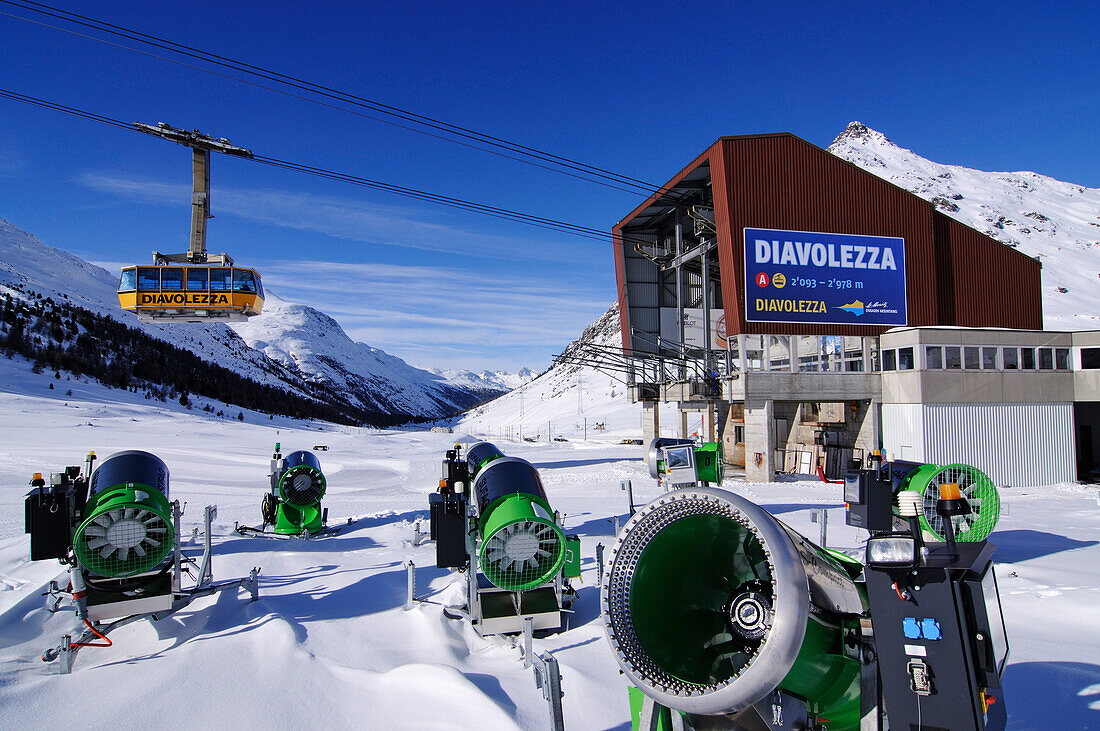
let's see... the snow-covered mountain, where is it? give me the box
[0,217,505,421]
[230,293,500,417]
[455,304,682,439]
[829,122,1100,329]
[429,366,537,393]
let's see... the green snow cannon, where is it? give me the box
[466,441,505,480]
[472,454,567,592]
[72,450,174,578]
[896,462,1000,542]
[602,487,866,730]
[272,450,327,535]
[646,438,724,485]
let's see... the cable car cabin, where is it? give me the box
[117,266,264,323]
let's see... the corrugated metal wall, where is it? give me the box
[614,133,1044,346]
[938,214,1044,329]
[884,402,1075,486]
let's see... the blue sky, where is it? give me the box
[1,1,1098,371]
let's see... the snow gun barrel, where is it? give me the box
[471,451,566,592]
[72,450,174,578]
[601,487,865,726]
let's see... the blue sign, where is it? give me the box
[743,228,907,326]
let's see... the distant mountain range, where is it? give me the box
[0,217,524,423]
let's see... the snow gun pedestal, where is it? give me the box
[235,443,347,540]
[601,458,1009,731]
[24,450,260,674]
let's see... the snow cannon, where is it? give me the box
[72,451,174,578]
[474,456,567,592]
[270,449,328,535]
[894,462,999,542]
[646,437,724,488]
[466,441,505,480]
[602,487,866,729]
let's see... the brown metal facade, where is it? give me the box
[614,133,1043,349]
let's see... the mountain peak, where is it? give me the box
[829,121,896,150]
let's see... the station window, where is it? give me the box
[1003,347,1019,369]
[964,346,980,370]
[882,349,897,371]
[118,269,136,292]
[982,347,998,369]
[187,268,209,290]
[233,269,257,293]
[1021,347,1036,369]
[945,346,962,369]
[1038,347,1054,370]
[925,346,943,370]
[1083,348,1100,369]
[1056,348,1070,370]
[137,268,159,291]
[160,268,184,291]
[209,268,231,291]
[898,347,914,370]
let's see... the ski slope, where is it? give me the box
[0,355,1098,729]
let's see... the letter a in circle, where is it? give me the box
[756,272,770,288]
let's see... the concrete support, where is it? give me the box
[706,402,716,442]
[642,401,661,445]
[744,398,776,483]
[680,408,690,439]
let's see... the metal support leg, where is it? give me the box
[248,567,260,602]
[811,508,829,548]
[172,501,182,595]
[198,505,216,588]
[621,479,635,515]
[59,634,73,675]
[404,561,416,610]
[596,543,605,586]
[523,616,533,669]
[532,652,565,731]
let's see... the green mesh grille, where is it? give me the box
[74,505,173,577]
[481,519,564,591]
[909,463,1000,542]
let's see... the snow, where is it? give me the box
[3,126,1100,727]
[1,354,1098,729]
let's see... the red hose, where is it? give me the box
[72,620,112,648]
[817,465,843,484]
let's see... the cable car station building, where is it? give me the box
[613,133,1100,487]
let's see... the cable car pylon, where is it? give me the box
[118,123,265,323]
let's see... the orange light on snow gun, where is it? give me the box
[938,482,962,501]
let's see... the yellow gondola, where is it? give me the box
[117,265,264,323]
[118,122,264,324]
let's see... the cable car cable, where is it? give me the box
[0,88,643,245]
[0,7,649,198]
[0,0,678,199]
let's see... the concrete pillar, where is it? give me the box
[680,407,690,439]
[642,401,660,445]
[744,398,776,483]
[707,402,716,442]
